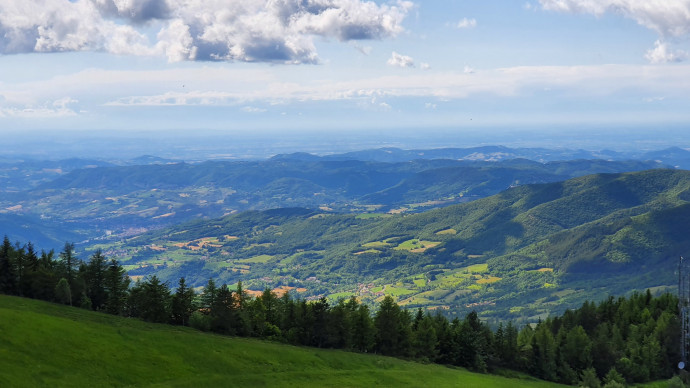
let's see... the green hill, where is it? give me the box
[0,156,664,248]
[90,169,690,321]
[0,295,559,387]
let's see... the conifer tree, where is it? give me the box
[374,295,400,355]
[58,242,78,295]
[413,314,438,361]
[0,236,16,294]
[104,259,129,315]
[171,277,195,326]
[200,278,217,312]
[351,303,375,353]
[85,250,108,310]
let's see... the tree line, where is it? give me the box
[0,236,683,386]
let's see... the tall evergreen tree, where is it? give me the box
[171,277,195,326]
[531,322,558,381]
[413,314,438,361]
[374,295,401,356]
[200,278,217,312]
[350,303,375,353]
[104,259,129,315]
[12,242,26,296]
[0,236,16,294]
[211,284,236,334]
[85,250,108,310]
[57,242,78,295]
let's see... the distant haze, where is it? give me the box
[1,126,689,161]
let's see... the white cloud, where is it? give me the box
[539,0,690,38]
[387,51,415,67]
[5,64,690,115]
[645,40,688,64]
[241,106,268,113]
[456,18,477,29]
[463,65,475,74]
[0,96,79,118]
[420,62,431,70]
[0,0,412,64]
[539,0,690,63]
[100,64,690,105]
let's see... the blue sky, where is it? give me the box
[1,0,689,133]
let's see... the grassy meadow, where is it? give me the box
[0,295,564,387]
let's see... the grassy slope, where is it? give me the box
[0,295,560,388]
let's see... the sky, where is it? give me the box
[1,0,690,135]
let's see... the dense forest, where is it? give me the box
[0,236,683,386]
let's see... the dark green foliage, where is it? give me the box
[171,277,195,326]
[413,314,438,361]
[374,295,404,356]
[54,278,71,305]
[104,259,130,315]
[0,237,685,385]
[128,276,171,323]
[57,242,78,295]
[0,236,16,294]
[84,250,108,310]
[579,367,601,388]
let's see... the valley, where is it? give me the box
[82,168,690,322]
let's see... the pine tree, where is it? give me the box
[58,242,78,296]
[0,236,16,294]
[413,314,438,361]
[374,295,401,355]
[211,284,236,334]
[13,242,25,295]
[171,277,195,326]
[350,303,375,352]
[200,278,217,313]
[128,275,171,323]
[531,322,558,381]
[85,250,108,310]
[259,288,279,327]
[104,259,129,315]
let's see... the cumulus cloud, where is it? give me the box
[0,0,412,63]
[387,51,415,67]
[0,96,80,118]
[645,40,688,64]
[420,62,431,70]
[456,18,477,29]
[539,0,690,63]
[539,0,690,37]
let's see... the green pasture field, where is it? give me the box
[0,295,565,388]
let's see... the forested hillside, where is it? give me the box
[0,154,666,247]
[87,169,690,321]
